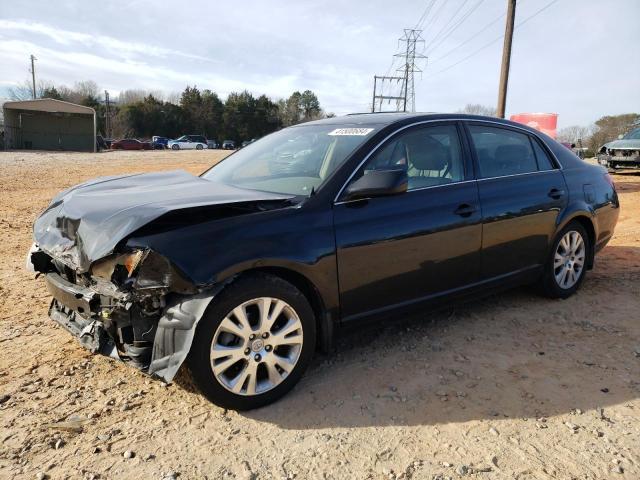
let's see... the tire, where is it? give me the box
[539,221,590,299]
[171,144,180,150]
[188,273,316,410]
[196,144,204,150]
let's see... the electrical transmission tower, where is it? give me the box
[371,29,426,113]
[395,29,426,112]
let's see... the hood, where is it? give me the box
[34,170,293,272]
[603,139,640,150]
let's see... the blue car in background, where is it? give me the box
[151,136,169,149]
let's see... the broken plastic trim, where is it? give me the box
[148,283,229,382]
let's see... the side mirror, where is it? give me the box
[344,168,408,200]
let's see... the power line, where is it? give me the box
[425,0,560,78]
[425,0,471,47]
[423,0,448,33]
[426,0,487,56]
[415,0,438,29]
[428,9,507,65]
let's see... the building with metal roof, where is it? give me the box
[2,98,96,152]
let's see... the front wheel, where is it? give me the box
[188,274,316,410]
[539,221,589,299]
[171,144,180,150]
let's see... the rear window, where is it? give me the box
[468,125,539,178]
[530,138,555,170]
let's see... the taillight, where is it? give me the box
[604,173,616,190]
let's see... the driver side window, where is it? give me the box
[358,124,465,190]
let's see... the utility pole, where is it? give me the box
[104,90,111,138]
[29,54,37,99]
[496,0,517,118]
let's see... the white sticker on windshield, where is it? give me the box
[328,128,374,136]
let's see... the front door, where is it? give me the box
[334,122,482,321]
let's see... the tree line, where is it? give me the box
[556,113,639,155]
[8,79,330,143]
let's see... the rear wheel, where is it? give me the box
[540,221,589,299]
[188,274,316,410]
[196,144,204,150]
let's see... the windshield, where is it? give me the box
[623,128,640,140]
[202,124,377,196]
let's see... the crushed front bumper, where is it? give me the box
[598,154,640,168]
[45,273,118,357]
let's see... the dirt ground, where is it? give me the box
[0,150,638,480]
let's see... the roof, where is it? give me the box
[2,98,95,115]
[297,112,526,129]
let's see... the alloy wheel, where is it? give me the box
[553,230,585,289]
[210,297,304,396]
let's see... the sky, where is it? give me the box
[0,0,639,128]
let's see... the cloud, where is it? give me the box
[1,0,638,126]
[0,19,218,63]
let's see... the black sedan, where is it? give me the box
[27,113,619,410]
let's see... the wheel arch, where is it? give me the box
[556,210,597,269]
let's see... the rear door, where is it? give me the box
[464,122,568,279]
[334,121,482,321]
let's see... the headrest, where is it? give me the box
[494,144,529,163]
[404,135,449,171]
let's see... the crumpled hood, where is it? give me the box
[603,139,640,150]
[34,169,293,272]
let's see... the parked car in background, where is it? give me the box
[152,136,169,149]
[96,135,109,151]
[168,135,208,150]
[597,127,640,172]
[27,113,619,410]
[222,140,236,150]
[110,138,152,150]
[207,139,219,149]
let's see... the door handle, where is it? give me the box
[454,204,477,217]
[548,188,565,199]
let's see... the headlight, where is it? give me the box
[91,250,147,281]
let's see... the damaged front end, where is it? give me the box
[27,170,297,382]
[28,245,221,382]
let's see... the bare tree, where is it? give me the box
[457,103,496,117]
[6,79,54,101]
[557,125,594,146]
[118,89,164,105]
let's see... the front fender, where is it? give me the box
[148,285,228,382]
